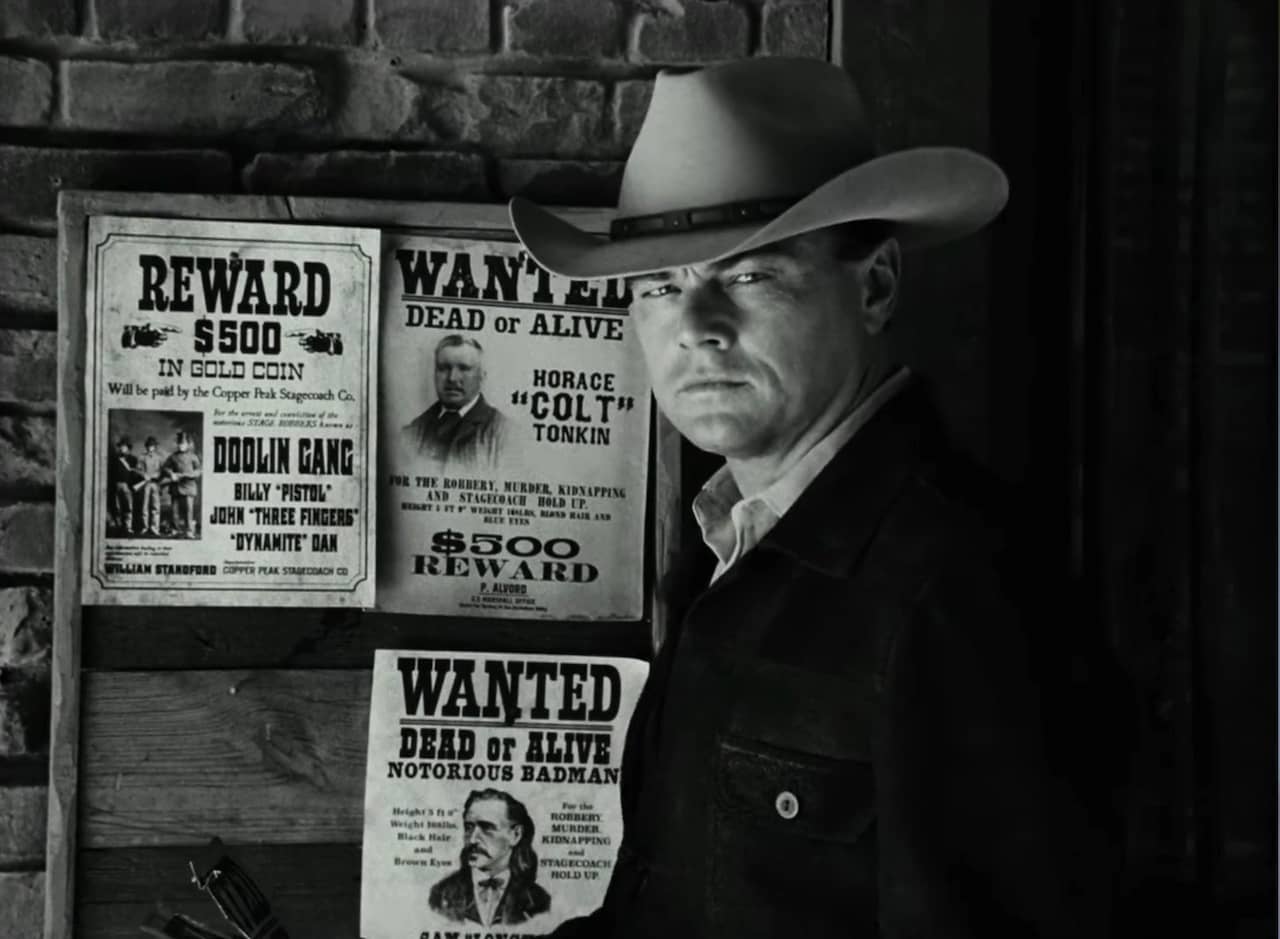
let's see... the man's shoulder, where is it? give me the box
[469,396,505,425]
[430,868,471,901]
[404,404,439,430]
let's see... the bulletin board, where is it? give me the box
[49,191,682,939]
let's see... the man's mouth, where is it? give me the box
[678,378,747,394]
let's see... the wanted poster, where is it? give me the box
[81,215,380,606]
[377,234,651,620]
[359,649,648,938]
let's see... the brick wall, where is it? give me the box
[0,1,829,934]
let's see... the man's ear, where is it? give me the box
[858,237,900,335]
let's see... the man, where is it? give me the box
[108,436,141,535]
[136,435,166,536]
[402,334,508,469]
[162,430,201,538]
[428,789,552,927]
[509,58,1126,937]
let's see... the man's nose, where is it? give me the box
[676,283,735,349]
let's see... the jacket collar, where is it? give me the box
[658,377,942,624]
[434,394,492,425]
[756,376,937,577]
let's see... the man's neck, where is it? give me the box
[444,395,481,418]
[726,360,891,498]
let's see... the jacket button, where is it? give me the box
[774,790,800,820]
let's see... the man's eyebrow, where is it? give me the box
[625,247,790,287]
[625,270,673,287]
[711,245,792,270]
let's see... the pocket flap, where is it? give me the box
[715,735,876,843]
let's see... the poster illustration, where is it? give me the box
[377,234,651,620]
[359,649,648,938]
[81,215,381,606]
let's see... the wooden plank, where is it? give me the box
[49,191,91,939]
[57,191,613,235]
[77,844,358,939]
[84,663,657,849]
[287,194,613,233]
[80,670,371,848]
[82,607,650,670]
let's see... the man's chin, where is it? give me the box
[671,414,768,458]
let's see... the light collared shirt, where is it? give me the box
[441,394,481,420]
[472,868,508,925]
[693,368,912,582]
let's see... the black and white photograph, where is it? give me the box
[10,3,1274,939]
[400,334,512,471]
[426,788,553,927]
[104,409,204,541]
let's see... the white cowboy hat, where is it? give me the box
[509,57,1009,280]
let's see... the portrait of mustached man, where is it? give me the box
[402,333,510,470]
[510,57,1128,939]
[428,788,552,927]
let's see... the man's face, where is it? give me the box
[176,439,189,453]
[434,344,484,409]
[461,797,521,875]
[117,443,129,455]
[628,230,876,461]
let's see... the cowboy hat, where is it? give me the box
[509,57,1009,280]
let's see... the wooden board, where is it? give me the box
[82,607,650,671]
[51,191,680,939]
[77,844,359,939]
[81,670,370,848]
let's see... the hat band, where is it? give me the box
[610,196,797,241]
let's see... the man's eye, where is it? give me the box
[728,271,769,285]
[639,283,677,299]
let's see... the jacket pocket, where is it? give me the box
[715,734,876,842]
[706,736,878,936]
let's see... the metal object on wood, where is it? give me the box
[189,838,289,939]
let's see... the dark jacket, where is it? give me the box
[429,867,552,926]
[402,395,507,469]
[555,383,1127,938]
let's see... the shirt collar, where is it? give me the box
[442,395,482,419]
[472,867,508,889]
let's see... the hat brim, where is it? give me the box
[509,147,1009,280]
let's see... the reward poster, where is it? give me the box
[359,649,648,938]
[377,234,651,620]
[81,215,380,606]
